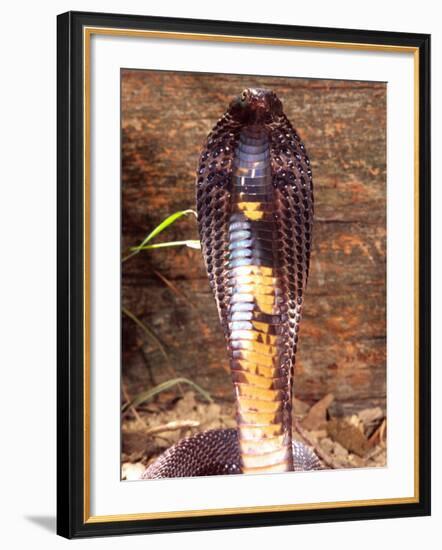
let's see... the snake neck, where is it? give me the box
[227,127,294,474]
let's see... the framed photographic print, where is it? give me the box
[57,11,431,538]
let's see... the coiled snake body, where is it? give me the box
[143,89,318,479]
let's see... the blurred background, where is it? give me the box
[120,69,387,478]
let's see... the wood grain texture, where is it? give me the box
[121,69,386,415]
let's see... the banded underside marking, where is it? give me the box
[228,127,293,474]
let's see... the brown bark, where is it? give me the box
[121,69,386,415]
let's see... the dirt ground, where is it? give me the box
[122,390,386,480]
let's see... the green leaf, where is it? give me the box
[138,209,197,246]
[131,240,201,251]
[122,209,197,262]
[123,378,213,411]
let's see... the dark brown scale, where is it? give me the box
[143,88,317,479]
[142,430,320,479]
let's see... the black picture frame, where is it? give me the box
[57,10,431,539]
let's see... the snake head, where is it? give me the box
[229,88,283,125]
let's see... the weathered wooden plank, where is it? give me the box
[121,69,386,415]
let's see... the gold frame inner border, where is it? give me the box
[82,26,421,524]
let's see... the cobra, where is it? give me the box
[143,88,319,479]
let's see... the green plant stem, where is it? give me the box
[122,209,197,263]
[131,240,200,251]
[121,307,180,386]
[122,377,213,412]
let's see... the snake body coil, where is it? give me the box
[143,89,316,479]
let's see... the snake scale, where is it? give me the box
[143,88,319,479]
